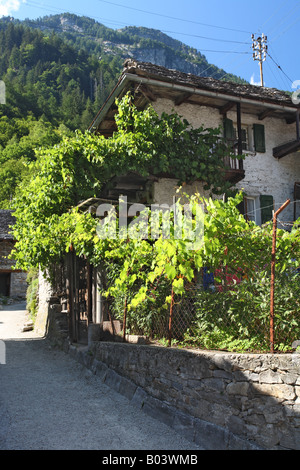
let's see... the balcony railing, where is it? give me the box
[223,153,245,184]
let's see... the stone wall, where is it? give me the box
[0,239,27,299]
[38,284,300,450]
[10,271,27,298]
[40,292,300,450]
[85,341,300,450]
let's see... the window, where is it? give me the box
[244,197,256,222]
[238,195,273,225]
[260,195,274,224]
[224,118,251,152]
[253,124,266,153]
[234,126,249,151]
[224,118,266,153]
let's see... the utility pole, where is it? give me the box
[252,34,268,87]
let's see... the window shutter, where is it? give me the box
[260,195,273,224]
[224,118,234,140]
[253,124,266,153]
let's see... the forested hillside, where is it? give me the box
[0,20,121,208]
[0,13,247,209]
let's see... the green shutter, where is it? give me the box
[260,195,273,224]
[224,118,234,140]
[253,124,266,153]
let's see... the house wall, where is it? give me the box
[0,239,27,298]
[152,98,300,223]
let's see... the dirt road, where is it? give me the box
[0,302,202,451]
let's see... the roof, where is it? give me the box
[123,59,296,108]
[89,59,300,135]
[0,210,16,240]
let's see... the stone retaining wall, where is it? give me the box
[86,341,300,450]
[41,297,300,450]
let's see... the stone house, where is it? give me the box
[36,61,300,450]
[89,59,300,225]
[39,59,300,342]
[0,210,27,298]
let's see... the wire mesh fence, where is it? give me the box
[110,262,300,354]
[106,222,300,354]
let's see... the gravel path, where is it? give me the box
[0,302,202,451]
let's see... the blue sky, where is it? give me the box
[1,0,300,91]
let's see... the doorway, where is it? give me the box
[0,272,10,297]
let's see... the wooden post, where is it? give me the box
[66,249,77,343]
[86,260,93,324]
[236,102,244,171]
[270,200,290,353]
[296,110,300,141]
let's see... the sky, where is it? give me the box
[1,0,300,91]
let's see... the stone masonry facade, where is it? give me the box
[87,342,300,450]
[0,210,27,299]
[152,98,300,223]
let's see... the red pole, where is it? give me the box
[270,200,290,353]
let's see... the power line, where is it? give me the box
[96,0,254,35]
[23,0,253,60]
[258,0,291,30]
[270,14,300,44]
[266,51,294,85]
[25,0,251,45]
[25,0,131,28]
[267,2,300,37]
[155,29,250,45]
[265,58,287,91]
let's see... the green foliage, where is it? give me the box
[0,20,121,206]
[8,88,300,353]
[183,270,300,353]
[11,94,239,271]
[0,13,248,207]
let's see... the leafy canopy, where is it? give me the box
[11,93,240,270]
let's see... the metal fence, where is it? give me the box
[107,202,300,354]
[111,261,300,354]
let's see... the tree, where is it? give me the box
[11,93,240,270]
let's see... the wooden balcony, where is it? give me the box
[223,154,245,185]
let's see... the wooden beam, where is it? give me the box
[219,101,235,116]
[174,92,193,106]
[286,116,296,124]
[138,84,157,102]
[236,102,243,158]
[258,109,273,121]
[273,140,300,159]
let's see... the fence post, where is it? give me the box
[123,296,127,342]
[270,199,290,353]
[168,286,175,347]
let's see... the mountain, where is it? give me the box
[0,13,248,209]
[17,13,247,83]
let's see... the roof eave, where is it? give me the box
[90,71,299,133]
